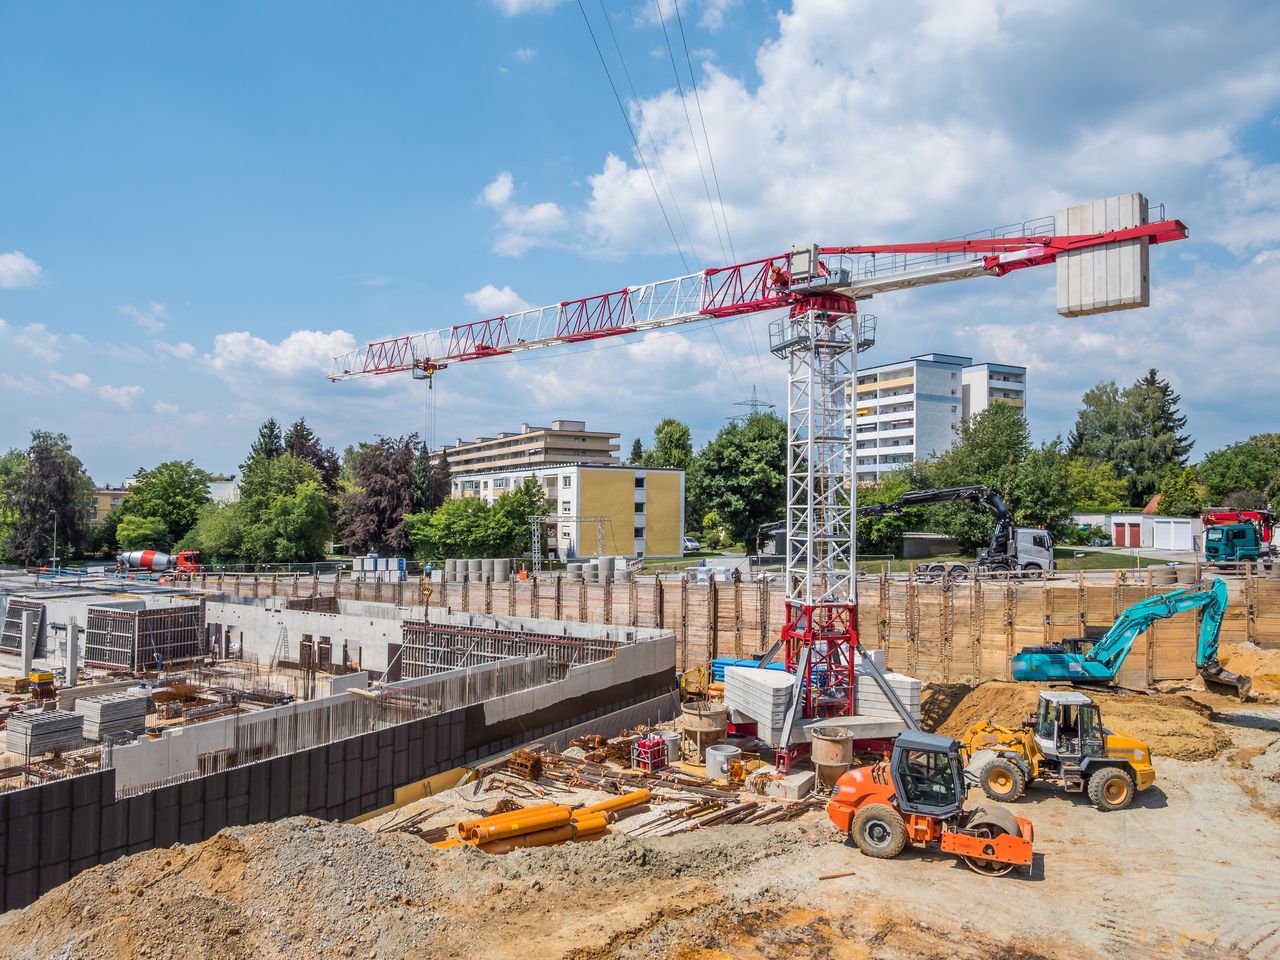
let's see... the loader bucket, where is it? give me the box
[1200,660,1251,701]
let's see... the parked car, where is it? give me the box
[682,536,701,553]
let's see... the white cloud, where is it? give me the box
[358,275,393,287]
[0,252,42,288]
[152,401,180,415]
[13,322,60,362]
[464,284,532,316]
[493,0,564,13]
[478,172,568,256]
[119,301,169,333]
[514,47,537,63]
[49,371,144,408]
[154,340,197,359]
[697,0,736,30]
[207,328,357,380]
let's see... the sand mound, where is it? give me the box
[1221,642,1280,698]
[926,681,1232,762]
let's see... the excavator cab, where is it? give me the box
[890,731,964,818]
[1032,691,1104,761]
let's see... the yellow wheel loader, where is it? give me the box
[959,690,1155,812]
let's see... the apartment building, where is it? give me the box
[453,463,684,558]
[88,486,131,527]
[854,353,1027,483]
[438,420,620,476]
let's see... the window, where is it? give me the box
[562,502,572,514]
[951,406,957,413]
[633,526,645,538]
[482,480,488,489]
[895,749,956,808]
[634,476,645,488]
[493,477,509,489]
[1032,533,1050,550]
[951,372,957,379]
[562,475,572,488]
[634,502,645,514]
[561,529,571,538]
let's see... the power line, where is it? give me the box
[597,0,699,261]
[654,0,728,264]
[575,0,691,272]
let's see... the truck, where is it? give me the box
[115,550,202,575]
[1201,509,1276,567]
[857,484,1053,578]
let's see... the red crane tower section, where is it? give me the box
[332,198,1187,763]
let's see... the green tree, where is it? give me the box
[1117,369,1192,506]
[1067,381,1127,462]
[644,418,694,470]
[115,460,213,549]
[116,514,169,550]
[486,477,550,556]
[405,497,493,560]
[687,412,786,542]
[5,431,93,564]
[1066,458,1127,512]
[1156,466,1204,518]
[928,404,1030,548]
[855,469,915,555]
[337,435,419,554]
[1197,439,1280,505]
[243,417,285,468]
[1009,442,1073,538]
[628,438,645,465]
[413,446,451,512]
[243,480,330,562]
[0,448,25,563]
[283,417,340,491]
[178,501,248,563]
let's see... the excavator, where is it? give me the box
[1011,578,1251,700]
[857,485,1053,578]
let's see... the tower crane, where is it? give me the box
[330,194,1188,753]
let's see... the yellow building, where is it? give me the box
[88,486,131,527]
[453,463,685,558]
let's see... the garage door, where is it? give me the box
[1114,522,1127,547]
[1154,519,1172,550]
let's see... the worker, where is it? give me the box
[518,564,529,581]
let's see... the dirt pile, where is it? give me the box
[925,681,1233,762]
[1221,642,1280,698]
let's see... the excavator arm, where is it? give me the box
[856,485,1016,563]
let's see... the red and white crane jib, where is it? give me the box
[328,214,1188,382]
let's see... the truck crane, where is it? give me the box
[856,484,1053,578]
[1202,509,1276,567]
[1011,578,1251,699]
[331,193,1188,751]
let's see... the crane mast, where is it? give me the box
[331,196,1188,744]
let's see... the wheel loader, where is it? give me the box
[959,690,1155,811]
[827,730,1034,876]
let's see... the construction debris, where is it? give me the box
[506,749,542,781]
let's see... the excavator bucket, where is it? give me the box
[1199,660,1251,701]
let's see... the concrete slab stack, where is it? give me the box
[853,665,922,724]
[5,709,85,756]
[724,666,793,744]
[75,693,149,741]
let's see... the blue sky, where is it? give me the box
[2,0,1278,484]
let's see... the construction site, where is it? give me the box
[0,183,1278,959]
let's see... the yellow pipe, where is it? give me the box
[466,806,573,843]
[477,824,576,855]
[576,789,651,817]
[568,812,611,835]
[456,803,560,838]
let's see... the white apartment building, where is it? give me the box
[854,353,1027,483]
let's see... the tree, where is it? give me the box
[243,480,330,562]
[1117,369,1192,506]
[239,453,323,521]
[1197,439,1280,506]
[178,502,248,563]
[927,404,1030,548]
[338,435,419,554]
[486,477,550,556]
[283,418,340,491]
[116,515,168,551]
[0,448,26,563]
[855,469,915,555]
[644,418,694,470]
[1067,381,1127,462]
[686,412,786,542]
[405,497,492,560]
[1009,442,1074,538]
[243,417,284,468]
[1156,467,1204,518]
[5,432,93,564]
[1066,458,1127,512]
[114,460,213,549]
[628,438,645,465]
[413,446,451,513]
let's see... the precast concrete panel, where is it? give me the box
[1057,193,1150,316]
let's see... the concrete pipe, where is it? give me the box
[583,563,598,582]
[597,556,615,579]
[566,563,582,581]
[494,558,511,581]
[467,558,483,576]
[481,558,495,581]
[615,570,632,583]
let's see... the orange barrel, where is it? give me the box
[477,824,576,855]
[467,806,572,843]
[576,789,650,817]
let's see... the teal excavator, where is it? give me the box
[1011,579,1251,700]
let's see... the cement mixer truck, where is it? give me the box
[115,550,202,574]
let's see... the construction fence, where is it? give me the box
[196,566,1280,686]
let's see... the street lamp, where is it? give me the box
[49,508,57,572]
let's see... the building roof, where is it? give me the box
[452,461,684,480]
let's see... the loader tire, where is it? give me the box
[851,805,908,859]
[980,758,1026,803]
[1087,768,1134,811]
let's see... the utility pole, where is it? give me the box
[49,508,58,571]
